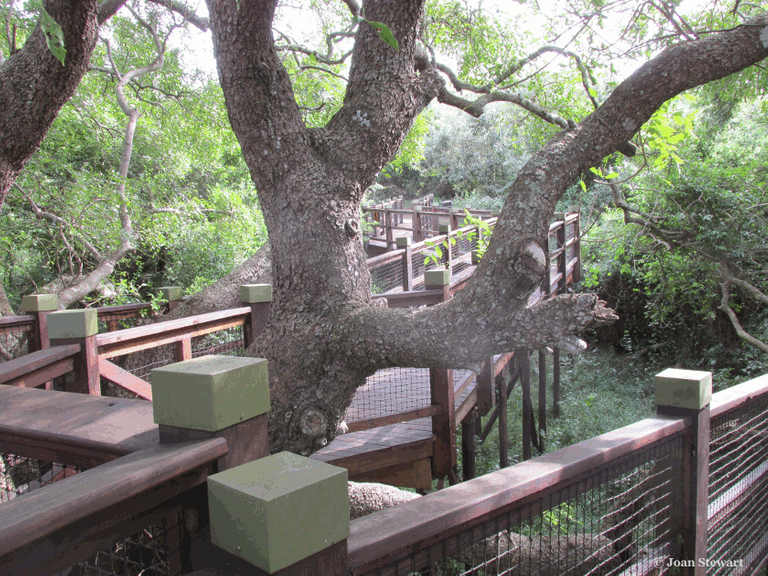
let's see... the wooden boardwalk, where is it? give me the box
[310,367,477,489]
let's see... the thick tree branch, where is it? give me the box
[719,281,768,353]
[345,15,768,370]
[0,0,103,209]
[718,262,768,305]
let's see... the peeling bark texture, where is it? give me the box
[0,0,116,208]
[204,2,768,455]
[348,481,420,520]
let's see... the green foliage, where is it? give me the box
[581,95,768,373]
[40,8,65,65]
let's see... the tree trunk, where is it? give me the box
[205,1,768,455]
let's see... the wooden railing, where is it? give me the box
[3,368,766,575]
[346,372,768,576]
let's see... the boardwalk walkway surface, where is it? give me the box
[311,366,474,487]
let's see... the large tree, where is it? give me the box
[199,0,768,455]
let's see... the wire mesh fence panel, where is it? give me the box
[0,452,84,503]
[1,449,183,576]
[191,326,246,358]
[346,368,433,422]
[370,257,406,294]
[101,326,247,398]
[68,514,183,576]
[360,433,684,576]
[98,308,161,333]
[708,393,768,574]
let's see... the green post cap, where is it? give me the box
[151,355,270,431]
[159,286,183,301]
[240,284,273,304]
[48,309,98,339]
[438,224,451,234]
[208,452,349,573]
[425,268,451,287]
[22,294,59,312]
[655,368,712,410]
[396,236,411,248]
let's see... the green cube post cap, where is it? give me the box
[159,286,184,301]
[208,452,349,573]
[396,236,411,248]
[425,268,451,287]
[438,224,450,234]
[48,309,98,339]
[151,356,270,431]
[655,368,712,410]
[22,294,59,312]
[240,284,273,304]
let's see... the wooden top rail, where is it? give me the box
[710,372,768,420]
[0,386,158,467]
[0,315,34,331]
[97,302,154,317]
[0,437,227,575]
[347,415,686,574]
[0,344,80,388]
[96,306,251,359]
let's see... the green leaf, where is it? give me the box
[41,8,66,66]
[366,20,399,51]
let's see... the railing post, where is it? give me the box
[204,452,349,575]
[426,270,456,482]
[242,284,273,348]
[476,356,494,416]
[21,294,58,354]
[552,347,561,418]
[461,408,477,481]
[655,368,712,575]
[385,209,394,251]
[48,309,100,395]
[413,206,423,242]
[153,355,271,471]
[152,355,273,573]
[396,237,414,292]
[572,213,582,283]
[159,286,184,312]
[554,213,567,295]
[538,349,547,451]
[516,351,532,461]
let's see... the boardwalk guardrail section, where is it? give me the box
[0,355,273,576]
[3,369,766,575]
[348,371,768,576]
[357,214,581,482]
[1,214,580,486]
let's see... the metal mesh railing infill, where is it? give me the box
[102,326,246,398]
[708,392,768,574]
[359,433,685,576]
[0,450,182,576]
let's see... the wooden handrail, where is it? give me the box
[347,415,686,574]
[0,385,158,467]
[0,315,34,331]
[0,344,80,388]
[96,306,250,359]
[0,438,227,575]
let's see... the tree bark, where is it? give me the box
[206,2,768,455]
[0,1,106,208]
